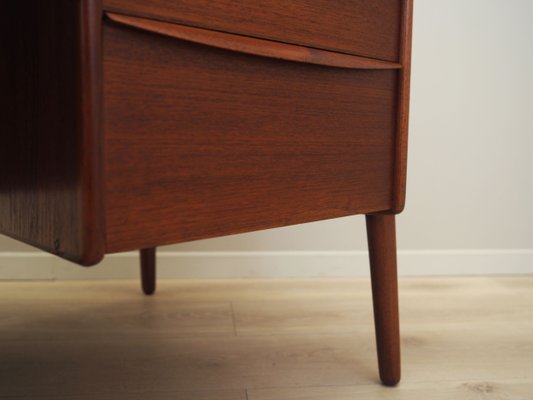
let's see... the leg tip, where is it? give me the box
[380,372,401,387]
[142,286,156,296]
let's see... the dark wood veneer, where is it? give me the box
[0,0,412,264]
[393,0,414,213]
[103,21,398,253]
[103,0,402,62]
[0,0,105,265]
[366,214,401,386]
[106,13,402,71]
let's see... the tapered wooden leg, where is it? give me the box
[140,247,156,295]
[366,214,401,386]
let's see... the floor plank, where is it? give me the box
[0,390,245,400]
[0,277,532,399]
[233,299,374,335]
[0,300,235,340]
[248,380,533,400]
[0,334,379,397]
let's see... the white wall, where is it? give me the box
[1,0,532,279]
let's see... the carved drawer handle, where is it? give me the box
[106,12,401,70]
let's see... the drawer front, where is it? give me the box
[103,22,398,252]
[104,0,402,62]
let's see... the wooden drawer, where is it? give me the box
[103,0,402,62]
[103,18,400,252]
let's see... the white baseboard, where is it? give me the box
[1,249,532,280]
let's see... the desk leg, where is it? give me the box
[140,247,156,295]
[366,214,401,386]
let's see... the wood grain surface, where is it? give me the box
[105,12,402,70]
[103,0,402,62]
[0,1,413,268]
[392,0,414,213]
[0,0,105,265]
[366,215,400,386]
[1,277,532,399]
[103,22,398,253]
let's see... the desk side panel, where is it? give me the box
[391,0,414,213]
[0,1,105,265]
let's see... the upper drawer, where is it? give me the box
[103,0,402,62]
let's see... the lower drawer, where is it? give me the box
[103,20,398,253]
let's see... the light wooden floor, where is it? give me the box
[1,276,532,399]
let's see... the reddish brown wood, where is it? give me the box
[392,0,414,213]
[1,1,412,263]
[103,0,401,62]
[106,13,402,71]
[103,21,398,253]
[140,247,156,295]
[0,0,105,265]
[366,214,401,386]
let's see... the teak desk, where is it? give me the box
[1,0,413,386]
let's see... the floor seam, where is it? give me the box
[230,301,238,336]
